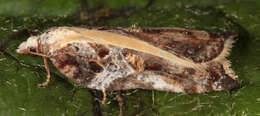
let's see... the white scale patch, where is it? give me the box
[88,47,135,90]
[136,73,184,93]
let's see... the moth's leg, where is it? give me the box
[116,92,124,116]
[38,56,51,87]
[102,88,107,104]
[29,51,49,57]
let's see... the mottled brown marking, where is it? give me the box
[72,68,95,82]
[209,32,220,39]
[89,61,103,73]
[185,68,196,75]
[56,54,79,69]
[188,85,198,93]
[209,70,221,82]
[125,53,144,73]
[107,75,155,91]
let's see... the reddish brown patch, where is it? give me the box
[98,49,109,58]
[145,63,161,71]
[206,81,214,91]
[190,85,198,93]
[209,69,221,82]
[122,50,128,57]
[207,80,214,87]
[178,73,185,78]
[56,54,79,69]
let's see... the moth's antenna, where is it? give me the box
[102,88,107,105]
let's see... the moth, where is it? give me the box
[17,26,238,101]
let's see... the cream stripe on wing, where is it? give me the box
[57,27,205,71]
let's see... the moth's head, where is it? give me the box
[16,36,39,54]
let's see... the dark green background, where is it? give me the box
[0,0,259,116]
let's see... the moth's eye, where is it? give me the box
[29,47,37,52]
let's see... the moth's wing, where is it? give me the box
[46,27,238,93]
[121,27,237,63]
[48,39,141,90]
[118,27,238,83]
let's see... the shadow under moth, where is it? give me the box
[17,26,238,102]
